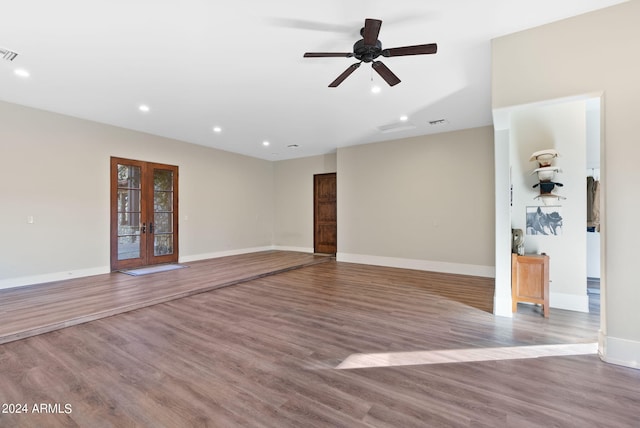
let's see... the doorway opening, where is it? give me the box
[493,93,603,329]
[110,157,179,271]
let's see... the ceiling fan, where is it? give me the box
[303,18,437,87]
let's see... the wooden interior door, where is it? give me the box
[314,173,337,254]
[110,157,179,271]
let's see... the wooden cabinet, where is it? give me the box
[511,254,549,317]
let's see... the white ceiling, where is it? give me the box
[0,0,626,160]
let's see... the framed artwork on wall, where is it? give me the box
[526,206,563,236]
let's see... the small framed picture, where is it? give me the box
[526,206,563,236]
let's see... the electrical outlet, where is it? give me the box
[27,215,34,224]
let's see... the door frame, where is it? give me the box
[110,157,179,271]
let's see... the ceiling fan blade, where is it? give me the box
[362,18,382,46]
[372,61,401,86]
[329,63,361,87]
[383,43,438,57]
[304,52,353,58]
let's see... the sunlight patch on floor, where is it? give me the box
[336,342,598,369]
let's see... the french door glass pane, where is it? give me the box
[118,212,141,235]
[153,169,174,256]
[117,189,141,212]
[154,235,173,256]
[154,213,172,234]
[117,164,142,261]
[154,191,172,211]
[154,169,173,191]
[117,235,141,260]
[118,165,141,189]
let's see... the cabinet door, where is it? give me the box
[515,257,545,300]
[512,254,549,317]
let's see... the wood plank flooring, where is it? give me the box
[0,251,331,344]
[1,255,638,427]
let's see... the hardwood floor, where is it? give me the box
[0,251,331,344]
[1,256,638,427]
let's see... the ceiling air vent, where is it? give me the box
[378,122,416,133]
[0,48,18,61]
[428,119,448,126]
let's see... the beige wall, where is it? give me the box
[492,1,640,367]
[1,98,494,287]
[273,154,336,251]
[337,127,495,276]
[0,101,274,287]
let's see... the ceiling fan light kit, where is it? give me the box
[304,18,437,87]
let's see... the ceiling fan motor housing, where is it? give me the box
[353,39,382,62]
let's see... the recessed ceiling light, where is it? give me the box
[400,115,408,122]
[213,126,222,133]
[138,104,150,113]
[262,141,270,146]
[371,86,381,94]
[14,68,30,78]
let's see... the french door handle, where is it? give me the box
[149,222,154,234]
[141,223,146,234]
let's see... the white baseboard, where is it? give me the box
[272,246,314,254]
[0,266,110,290]
[599,333,640,370]
[493,294,514,318]
[1,246,306,291]
[336,252,495,278]
[179,246,276,263]
[550,292,590,313]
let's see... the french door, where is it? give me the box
[110,157,179,271]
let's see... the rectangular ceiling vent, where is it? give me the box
[378,122,416,134]
[0,48,18,61]
[428,119,448,126]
